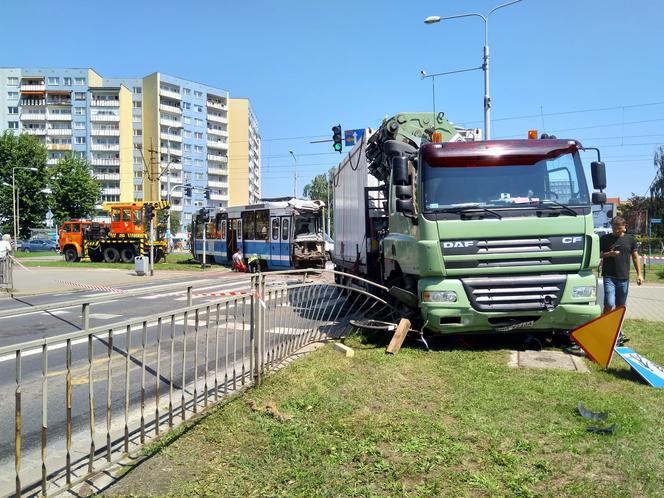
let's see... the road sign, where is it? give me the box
[570,306,625,369]
[344,128,365,147]
[615,347,664,388]
[650,218,662,224]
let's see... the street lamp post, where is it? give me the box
[424,0,521,140]
[12,167,39,248]
[289,151,297,198]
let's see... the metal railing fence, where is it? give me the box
[0,270,395,497]
[0,256,12,290]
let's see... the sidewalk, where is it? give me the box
[625,284,664,322]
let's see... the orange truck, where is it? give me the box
[59,201,169,263]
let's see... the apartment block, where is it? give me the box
[0,67,260,231]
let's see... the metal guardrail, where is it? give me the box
[0,270,395,497]
[0,257,11,289]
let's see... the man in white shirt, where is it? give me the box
[0,234,12,260]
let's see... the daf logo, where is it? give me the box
[443,241,475,248]
[562,236,582,244]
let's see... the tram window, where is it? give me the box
[242,211,255,240]
[206,222,214,238]
[256,210,269,241]
[282,219,289,241]
[221,220,227,239]
[112,209,121,222]
[271,219,279,241]
[237,220,242,240]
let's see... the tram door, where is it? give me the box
[270,216,281,267]
[227,219,238,261]
[280,217,291,266]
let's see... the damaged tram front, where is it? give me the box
[191,198,327,270]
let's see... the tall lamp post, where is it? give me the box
[424,0,521,140]
[12,167,39,248]
[289,150,297,198]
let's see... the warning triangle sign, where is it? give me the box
[570,306,625,369]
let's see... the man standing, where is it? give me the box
[599,216,643,344]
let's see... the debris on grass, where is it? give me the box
[247,400,293,422]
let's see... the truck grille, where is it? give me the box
[461,274,566,312]
[441,235,584,270]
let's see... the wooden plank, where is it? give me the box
[386,318,410,355]
[333,343,355,357]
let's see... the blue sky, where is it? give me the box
[4,0,663,201]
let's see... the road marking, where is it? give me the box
[89,313,122,320]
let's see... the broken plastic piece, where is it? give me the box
[577,401,608,421]
[586,423,616,434]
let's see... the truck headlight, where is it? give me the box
[422,291,457,303]
[572,286,596,299]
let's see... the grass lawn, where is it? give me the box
[13,251,56,258]
[108,320,664,497]
[18,252,217,271]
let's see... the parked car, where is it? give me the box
[21,239,59,253]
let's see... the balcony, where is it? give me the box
[207,113,227,124]
[207,140,227,150]
[46,100,72,106]
[102,187,121,196]
[47,143,72,151]
[167,148,182,156]
[21,99,45,107]
[94,173,121,181]
[161,161,182,171]
[162,190,183,198]
[91,158,120,166]
[207,153,227,162]
[207,127,228,137]
[46,158,61,165]
[160,132,182,143]
[48,113,72,121]
[159,103,182,115]
[207,166,227,176]
[159,87,181,100]
[20,84,45,92]
[91,114,120,122]
[210,193,227,201]
[91,128,120,136]
[91,143,120,151]
[206,100,226,111]
[20,112,46,120]
[23,128,46,136]
[169,204,183,212]
[159,116,182,127]
[91,99,119,107]
[160,174,182,184]
[208,180,228,189]
[47,128,72,136]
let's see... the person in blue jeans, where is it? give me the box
[599,216,643,344]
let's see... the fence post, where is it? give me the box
[251,275,261,386]
[187,286,193,307]
[82,303,90,330]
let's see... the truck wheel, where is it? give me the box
[89,249,103,262]
[120,246,136,263]
[64,247,79,262]
[103,247,120,263]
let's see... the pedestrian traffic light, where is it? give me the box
[199,207,209,223]
[332,125,342,153]
[204,188,210,200]
[144,204,154,225]
[184,184,192,197]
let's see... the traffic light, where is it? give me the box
[332,124,342,153]
[144,204,154,225]
[204,188,211,200]
[199,207,209,223]
[184,184,192,197]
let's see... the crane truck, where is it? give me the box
[332,112,607,335]
[59,201,170,263]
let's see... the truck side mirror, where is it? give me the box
[592,192,607,205]
[392,156,409,186]
[591,161,606,190]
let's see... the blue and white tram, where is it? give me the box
[192,198,326,270]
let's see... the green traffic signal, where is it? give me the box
[332,124,342,153]
[334,142,342,152]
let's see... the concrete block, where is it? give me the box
[333,342,354,357]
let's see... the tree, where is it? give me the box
[618,194,649,234]
[651,147,664,238]
[47,156,101,225]
[157,208,181,234]
[303,172,334,234]
[0,131,48,238]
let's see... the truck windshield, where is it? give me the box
[422,152,590,211]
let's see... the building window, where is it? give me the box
[8,107,18,115]
[194,91,203,98]
[182,102,191,110]
[74,121,85,129]
[183,130,192,138]
[63,77,72,86]
[75,136,86,144]
[7,92,18,100]
[48,77,60,85]
[194,132,203,139]
[194,145,203,153]
[183,144,192,152]
[134,129,142,136]
[74,107,85,115]
[8,121,19,129]
[74,77,85,85]
[6,77,18,86]
[133,101,142,108]
[194,159,204,167]
[133,86,142,94]
[74,92,86,101]
[195,105,203,113]
[194,119,203,127]
[183,116,191,124]
[183,88,191,96]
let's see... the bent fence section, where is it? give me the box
[0,270,394,497]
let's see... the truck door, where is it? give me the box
[281,217,291,267]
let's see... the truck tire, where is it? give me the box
[120,246,136,263]
[103,246,120,263]
[64,247,79,262]
[89,248,103,262]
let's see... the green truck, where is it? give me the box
[332,112,607,334]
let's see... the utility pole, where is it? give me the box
[148,138,158,202]
[289,150,297,198]
[327,171,331,235]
